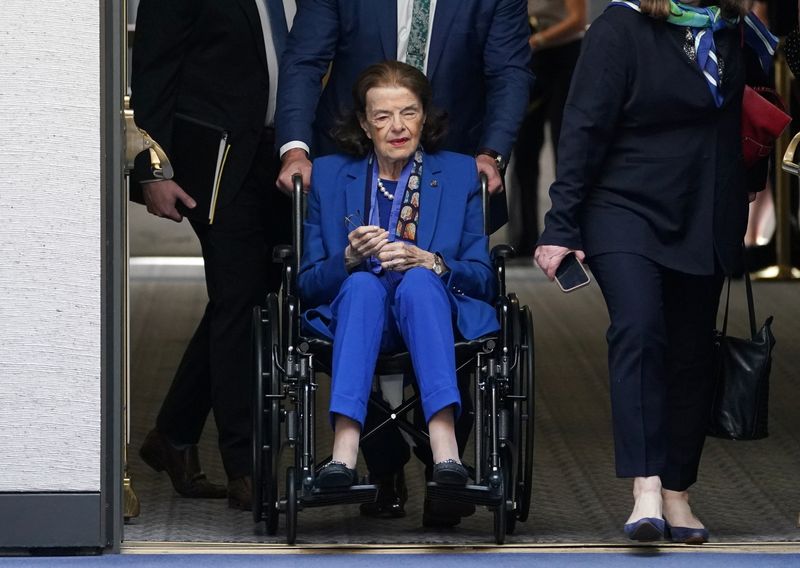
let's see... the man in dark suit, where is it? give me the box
[273,0,532,525]
[130,0,293,511]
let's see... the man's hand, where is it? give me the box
[277,148,312,195]
[345,225,389,270]
[142,179,196,222]
[534,244,585,280]
[378,242,435,272]
[475,154,503,195]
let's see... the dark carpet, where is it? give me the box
[124,263,800,545]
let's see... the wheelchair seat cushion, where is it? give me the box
[300,335,496,376]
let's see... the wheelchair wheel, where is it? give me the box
[252,294,282,535]
[285,466,297,545]
[502,446,517,535]
[493,473,507,545]
[516,305,535,523]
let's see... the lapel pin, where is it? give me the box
[430,179,438,187]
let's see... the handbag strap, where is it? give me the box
[720,247,758,338]
[743,262,758,338]
[722,243,756,338]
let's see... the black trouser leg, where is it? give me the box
[589,253,721,489]
[155,130,289,479]
[660,270,723,491]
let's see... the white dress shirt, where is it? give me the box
[254,0,296,126]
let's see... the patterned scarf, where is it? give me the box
[609,1,778,107]
[394,148,423,243]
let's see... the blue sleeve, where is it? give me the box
[440,164,497,303]
[275,0,340,150]
[538,16,630,250]
[297,160,350,307]
[478,0,534,158]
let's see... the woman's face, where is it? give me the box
[359,85,426,168]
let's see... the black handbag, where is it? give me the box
[708,270,775,440]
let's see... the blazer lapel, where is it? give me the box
[376,0,399,61]
[344,158,369,230]
[416,154,443,251]
[425,0,458,80]
[236,0,268,70]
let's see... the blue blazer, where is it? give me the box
[538,8,768,276]
[299,151,500,341]
[275,0,532,160]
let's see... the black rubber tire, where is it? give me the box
[493,474,507,545]
[285,466,297,545]
[517,305,535,523]
[251,306,266,525]
[264,293,282,535]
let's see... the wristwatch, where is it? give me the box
[477,148,506,172]
[432,253,446,276]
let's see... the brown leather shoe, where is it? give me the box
[360,470,408,518]
[139,429,227,499]
[227,475,253,511]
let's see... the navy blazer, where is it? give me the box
[538,8,767,275]
[299,151,500,341]
[275,0,532,160]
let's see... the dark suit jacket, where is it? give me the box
[275,0,532,160]
[539,8,768,276]
[299,151,500,341]
[131,0,280,209]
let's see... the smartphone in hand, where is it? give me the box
[555,252,591,293]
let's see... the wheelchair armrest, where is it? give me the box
[272,244,294,264]
[490,244,515,262]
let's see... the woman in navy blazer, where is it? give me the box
[535,0,772,544]
[299,61,499,489]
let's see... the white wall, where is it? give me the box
[0,2,101,491]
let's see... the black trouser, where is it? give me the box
[512,39,581,255]
[588,252,724,491]
[360,369,474,479]
[155,129,290,479]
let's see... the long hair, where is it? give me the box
[333,60,448,157]
[639,0,752,19]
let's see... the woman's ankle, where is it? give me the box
[428,407,460,463]
[331,414,361,468]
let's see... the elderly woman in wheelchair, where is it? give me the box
[298,60,500,490]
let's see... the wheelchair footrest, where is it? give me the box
[301,484,378,508]
[425,482,502,507]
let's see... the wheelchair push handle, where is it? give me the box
[292,173,304,268]
[480,172,490,236]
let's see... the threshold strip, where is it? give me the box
[122,541,800,555]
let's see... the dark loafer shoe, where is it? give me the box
[227,475,253,511]
[422,496,476,528]
[360,470,408,518]
[432,459,469,485]
[666,522,709,544]
[316,461,358,489]
[139,429,227,498]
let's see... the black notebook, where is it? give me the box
[171,112,231,224]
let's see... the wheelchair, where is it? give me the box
[252,174,535,544]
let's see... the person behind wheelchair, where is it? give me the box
[298,60,501,491]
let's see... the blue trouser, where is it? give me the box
[327,267,461,428]
[589,252,723,491]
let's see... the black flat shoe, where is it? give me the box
[432,459,469,485]
[316,460,358,489]
[422,496,476,527]
[360,470,408,518]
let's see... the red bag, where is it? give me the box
[741,85,792,167]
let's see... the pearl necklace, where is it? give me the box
[377,178,394,200]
